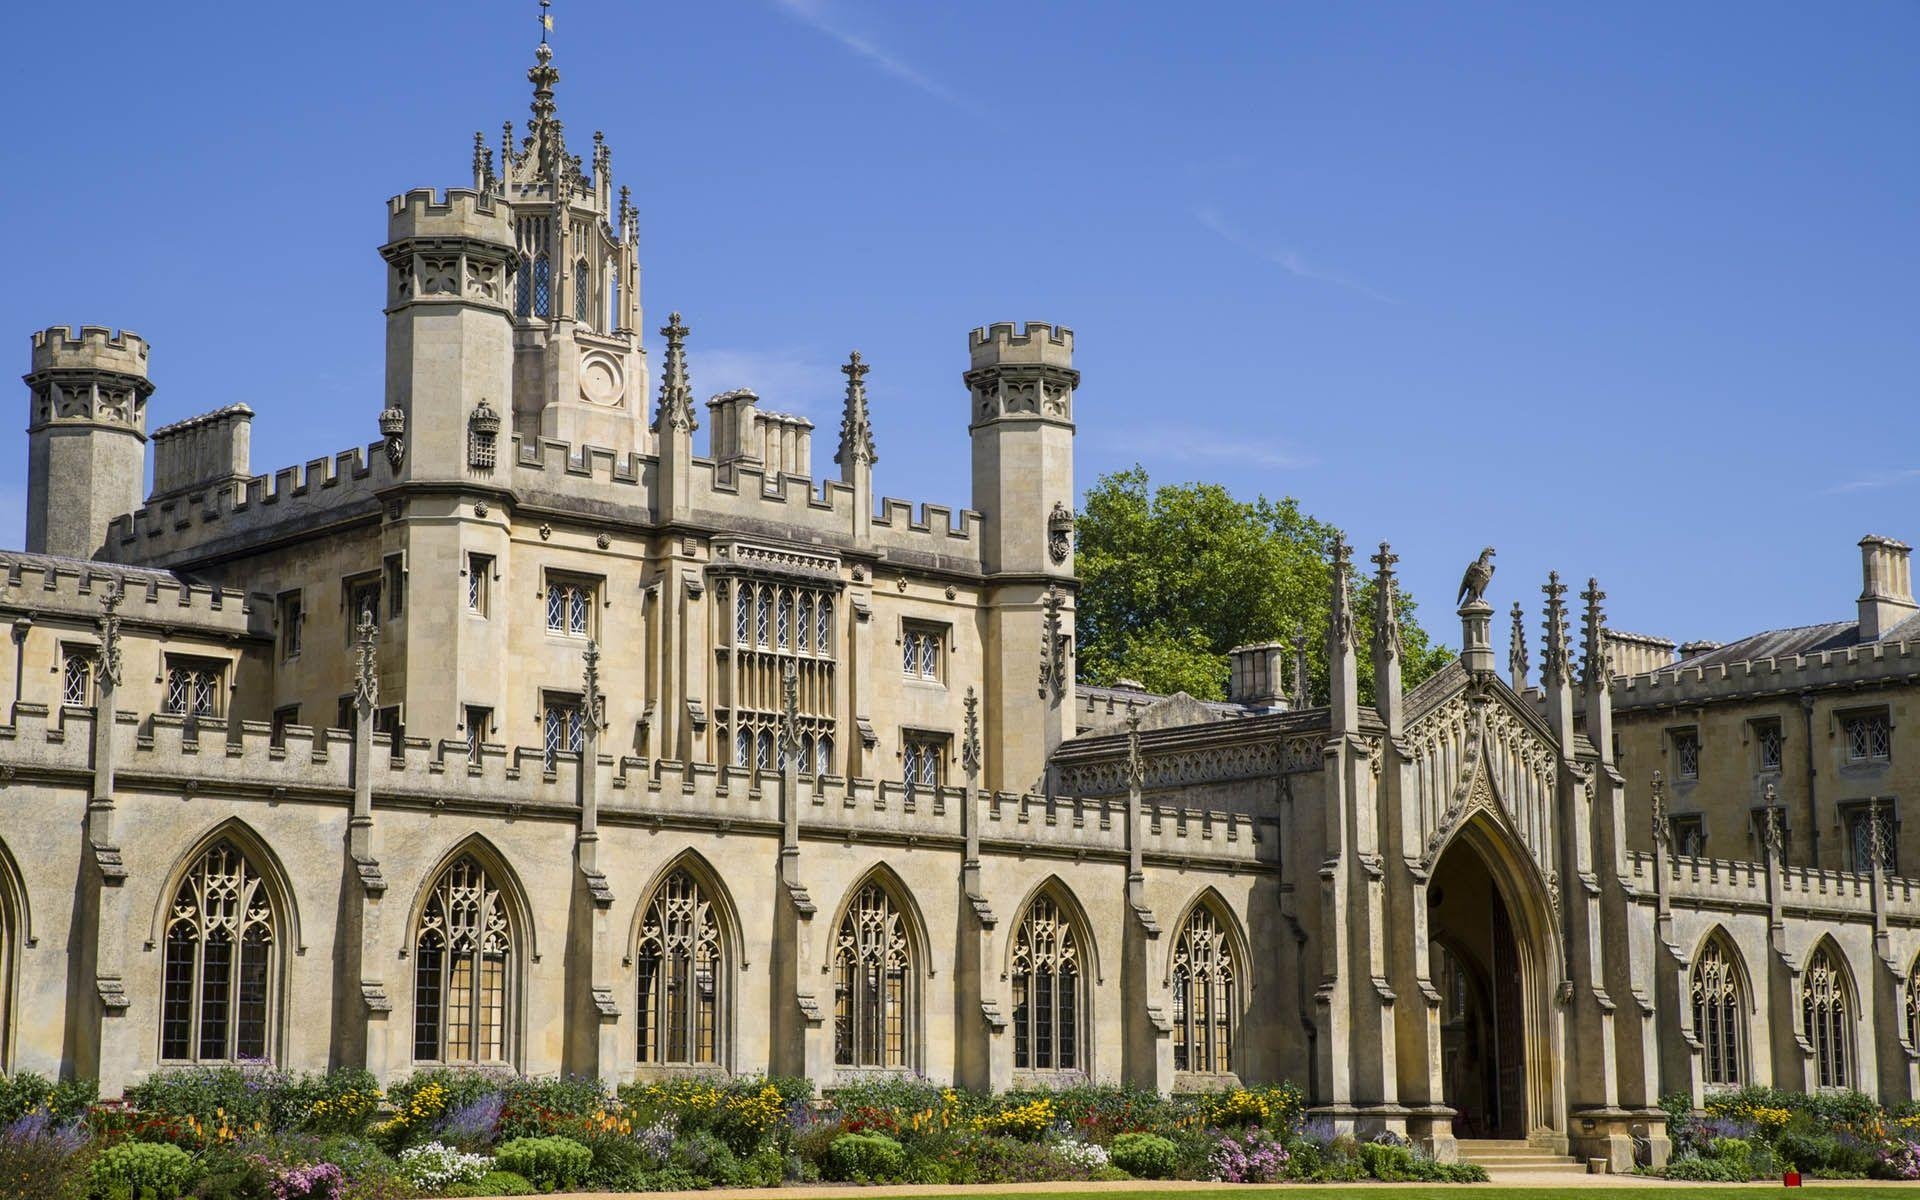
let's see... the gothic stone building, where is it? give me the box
[5,26,1920,1174]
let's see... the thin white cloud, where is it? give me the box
[1192,204,1396,304]
[1091,427,1314,471]
[1827,468,1920,494]
[694,347,841,420]
[771,0,976,111]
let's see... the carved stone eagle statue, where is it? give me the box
[1457,547,1496,606]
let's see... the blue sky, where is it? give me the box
[1,1,1913,651]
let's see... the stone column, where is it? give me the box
[86,585,135,1095]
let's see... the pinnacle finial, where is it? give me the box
[1649,770,1669,848]
[1541,571,1572,685]
[1508,601,1529,690]
[780,661,799,754]
[654,313,697,433]
[353,612,379,711]
[1762,784,1784,861]
[836,350,878,470]
[1125,712,1144,792]
[582,639,604,733]
[1371,541,1401,653]
[1329,535,1355,652]
[961,686,981,780]
[1291,622,1311,707]
[1580,577,1610,689]
[98,580,125,689]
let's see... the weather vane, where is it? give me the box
[539,0,553,44]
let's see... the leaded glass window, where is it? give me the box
[817,733,833,777]
[903,736,942,795]
[543,700,585,768]
[797,595,812,652]
[1845,712,1891,763]
[160,841,274,1062]
[62,652,93,708]
[902,626,942,681]
[756,586,772,647]
[1758,721,1784,771]
[756,729,773,772]
[574,258,591,324]
[546,580,592,637]
[1691,938,1744,1087]
[608,264,621,330]
[777,591,792,649]
[164,660,222,720]
[515,253,532,317]
[1673,729,1700,779]
[1012,895,1083,1072]
[1802,946,1852,1090]
[816,598,833,656]
[1906,956,1920,1051]
[414,856,513,1063]
[833,882,913,1067]
[637,870,723,1065]
[1172,903,1236,1075]
[735,727,753,767]
[533,255,551,317]
[736,587,752,643]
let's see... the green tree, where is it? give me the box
[1075,467,1453,703]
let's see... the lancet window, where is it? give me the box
[833,882,914,1068]
[1012,894,1084,1072]
[1906,955,1920,1050]
[636,869,724,1066]
[574,258,591,324]
[1171,903,1237,1075]
[720,578,838,778]
[161,841,276,1063]
[1801,946,1852,1090]
[413,856,514,1064]
[1691,938,1745,1087]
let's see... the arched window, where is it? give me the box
[1171,902,1237,1075]
[735,587,751,644]
[756,729,773,772]
[1691,938,1744,1087]
[833,881,914,1067]
[636,869,723,1065]
[532,255,551,318]
[515,253,532,317]
[414,856,514,1064]
[161,841,275,1062]
[1012,893,1084,1072]
[816,733,833,778]
[574,258,591,324]
[1802,945,1852,1089]
[1906,955,1920,1050]
[608,263,621,330]
[734,727,752,768]
[816,598,834,658]
[797,595,813,653]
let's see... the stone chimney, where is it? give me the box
[1858,534,1917,640]
[707,388,813,486]
[1604,629,1677,678]
[1226,642,1289,710]
[150,404,253,500]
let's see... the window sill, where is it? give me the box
[1173,1070,1243,1092]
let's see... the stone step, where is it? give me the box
[1455,1140,1593,1175]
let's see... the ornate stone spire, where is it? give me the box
[835,351,878,471]
[1867,797,1888,873]
[780,660,800,755]
[353,612,379,711]
[98,581,125,690]
[1038,584,1067,703]
[1370,541,1401,654]
[1761,783,1784,862]
[582,639,604,733]
[1649,770,1670,849]
[1329,536,1355,653]
[1508,601,1528,690]
[961,686,981,783]
[1580,578,1611,691]
[653,313,697,433]
[1540,571,1571,687]
[1125,713,1144,794]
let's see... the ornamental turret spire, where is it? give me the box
[1509,601,1528,690]
[653,313,697,433]
[836,351,878,474]
[1540,571,1571,687]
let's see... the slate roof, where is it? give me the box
[1662,610,1920,673]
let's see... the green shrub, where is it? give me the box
[0,1117,93,1200]
[91,1141,198,1200]
[182,1143,274,1200]
[444,1169,535,1198]
[0,1074,98,1124]
[671,1128,742,1186]
[1667,1153,1750,1182]
[1110,1131,1180,1179]
[492,1135,591,1191]
[822,1132,906,1183]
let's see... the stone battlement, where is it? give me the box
[29,326,151,379]
[0,553,262,637]
[0,704,1271,869]
[969,321,1074,358]
[1611,635,1920,710]
[385,187,512,244]
[1629,849,1920,921]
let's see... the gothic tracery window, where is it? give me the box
[1801,945,1852,1090]
[1906,955,1920,1051]
[161,841,275,1062]
[1012,894,1083,1072]
[574,258,591,324]
[833,881,914,1068]
[1691,938,1744,1087]
[414,857,513,1064]
[533,255,552,318]
[1171,902,1237,1075]
[515,253,532,317]
[637,869,723,1065]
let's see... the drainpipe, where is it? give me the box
[1800,693,1819,866]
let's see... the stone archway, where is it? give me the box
[1426,813,1563,1147]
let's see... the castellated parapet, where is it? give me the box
[25,326,155,559]
[967,321,1075,367]
[384,187,514,247]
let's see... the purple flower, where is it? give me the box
[434,1092,504,1145]
[267,1161,345,1200]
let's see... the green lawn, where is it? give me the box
[722,1191,1915,1199]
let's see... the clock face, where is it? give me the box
[579,350,624,406]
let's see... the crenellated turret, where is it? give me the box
[24,325,154,558]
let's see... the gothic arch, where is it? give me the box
[824,863,931,1071]
[629,849,745,973]
[144,818,302,956]
[1903,948,1920,1050]
[1002,875,1103,985]
[1160,886,1251,989]
[1426,809,1566,1137]
[0,837,28,1072]
[1688,927,1754,1088]
[1799,936,1859,1090]
[822,862,933,981]
[629,848,739,1070]
[403,834,538,1068]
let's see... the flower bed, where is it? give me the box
[0,1067,1487,1197]
[1660,1086,1920,1181]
